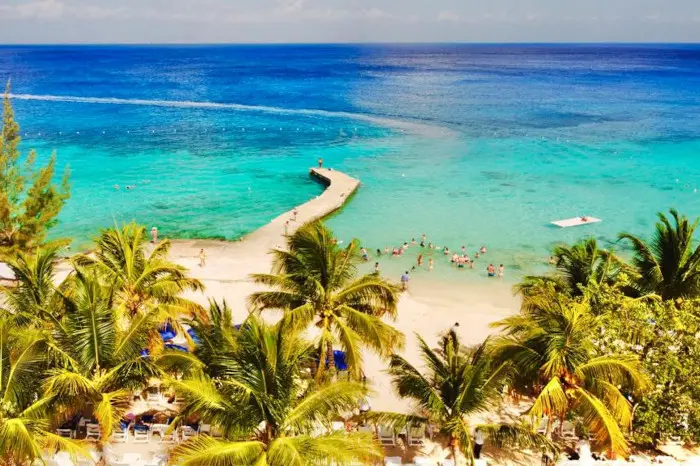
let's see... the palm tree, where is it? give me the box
[0,247,71,328]
[72,223,204,325]
[370,329,555,465]
[248,222,403,380]
[0,316,84,464]
[43,270,166,446]
[619,209,700,300]
[168,315,383,466]
[489,293,650,456]
[517,238,619,298]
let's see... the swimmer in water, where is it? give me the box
[480,246,487,254]
[361,248,369,261]
[403,242,409,250]
[113,184,119,190]
[384,246,390,254]
[376,248,382,256]
[487,264,496,277]
[443,247,450,255]
[411,238,417,245]
[421,233,427,243]
[374,262,380,273]
[417,254,423,266]
[461,245,466,254]
[498,264,504,277]
[428,258,434,270]
[475,251,480,259]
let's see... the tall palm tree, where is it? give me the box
[169,315,383,466]
[72,223,204,325]
[619,209,700,300]
[0,316,84,464]
[517,238,619,298]
[0,247,71,328]
[489,293,650,456]
[43,270,166,446]
[248,222,403,380]
[371,329,555,465]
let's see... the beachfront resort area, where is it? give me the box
[1,84,700,466]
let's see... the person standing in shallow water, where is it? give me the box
[401,271,410,291]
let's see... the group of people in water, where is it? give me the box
[360,233,505,279]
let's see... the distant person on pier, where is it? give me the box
[318,157,323,168]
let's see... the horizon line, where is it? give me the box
[1,41,700,47]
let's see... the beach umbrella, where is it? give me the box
[165,343,188,352]
[333,350,348,371]
[159,323,176,341]
[186,327,202,345]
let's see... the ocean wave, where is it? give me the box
[9,93,454,137]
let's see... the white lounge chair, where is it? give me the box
[199,424,211,435]
[133,428,150,443]
[56,428,74,439]
[535,416,549,434]
[111,426,128,443]
[108,453,141,466]
[331,421,345,432]
[85,423,101,440]
[407,425,426,447]
[560,421,578,440]
[384,457,402,465]
[160,427,179,444]
[441,460,456,466]
[378,425,396,446]
[210,425,224,439]
[181,425,198,441]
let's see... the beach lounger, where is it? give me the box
[146,389,161,403]
[441,460,456,466]
[559,421,578,440]
[56,428,74,439]
[384,457,402,465]
[378,425,396,446]
[85,423,101,440]
[181,425,198,441]
[331,421,346,432]
[160,427,179,444]
[535,416,549,434]
[199,423,211,435]
[133,427,150,443]
[210,425,224,438]
[407,425,426,446]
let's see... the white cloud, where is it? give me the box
[437,10,460,22]
[0,0,65,19]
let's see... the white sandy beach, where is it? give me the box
[168,167,521,414]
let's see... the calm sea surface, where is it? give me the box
[2,44,699,281]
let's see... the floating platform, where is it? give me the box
[551,216,602,228]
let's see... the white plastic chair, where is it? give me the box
[535,416,549,434]
[146,389,161,403]
[378,425,396,446]
[56,428,74,439]
[133,428,150,443]
[181,425,198,441]
[407,425,425,446]
[111,426,128,443]
[560,421,578,440]
[160,427,179,444]
[199,424,211,435]
[331,421,345,432]
[413,457,437,466]
[441,460,456,466]
[85,423,101,440]
[385,457,402,465]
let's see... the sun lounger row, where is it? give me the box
[385,457,487,465]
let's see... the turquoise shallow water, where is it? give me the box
[2,44,700,282]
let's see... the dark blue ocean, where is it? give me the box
[2,44,700,279]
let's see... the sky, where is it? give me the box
[0,0,699,44]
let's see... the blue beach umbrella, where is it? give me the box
[333,350,348,371]
[164,343,189,352]
[159,323,176,341]
[186,328,202,345]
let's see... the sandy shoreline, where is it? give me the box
[168,167,521,412]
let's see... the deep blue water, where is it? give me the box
[1,44,700,280]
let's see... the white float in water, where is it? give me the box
[551,217,602,228]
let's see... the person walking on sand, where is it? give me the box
[151,226,158,243]
[292,209,298,221]
[318,157,323,168]
[428,258,434,270]
[199,249,206,267]
[400,271,410,291]
[284,220,290,236]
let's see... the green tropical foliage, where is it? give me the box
[0,316,84,464]
[489,286,650,456]
[169,314,383,466]
[619,209,700,300]
[517,238,619,298]
[72,223,205,325]
[369,329,556,464]
[0,82,70,259]
[248,222,403,380]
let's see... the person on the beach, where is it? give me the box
[318,157,323,168]
[199,249,206,268]
[374,262,380,273]
[376,248,382,256]
[417,254,423,266]
[151,226,158,243]
[581,216,588,222]
[292,209,298,221]
[461,245,466,254]
[451,253,459,263]
[474,428,484,459]
[480,245,487,254]
[428,258,434,270]
[498,264,504,277]
[469,259,474,269]
[548,256,556,264]
[392,248,398,256]
[475,251,480,259]
[411,238,417,245]
[421,233,427,243]
[361,248,369,261]
[401,271,410,291]
[284,221,289,236]
[402,242,409,250]
[428,242,434,249]
[487,264,496,277]
[420,239,425,248]
[443,247,450,255]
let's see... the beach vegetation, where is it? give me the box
[0,83,70,259]
[169,313,383,466]
[248,222,403,381]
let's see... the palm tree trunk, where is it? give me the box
[326,341,335,371]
